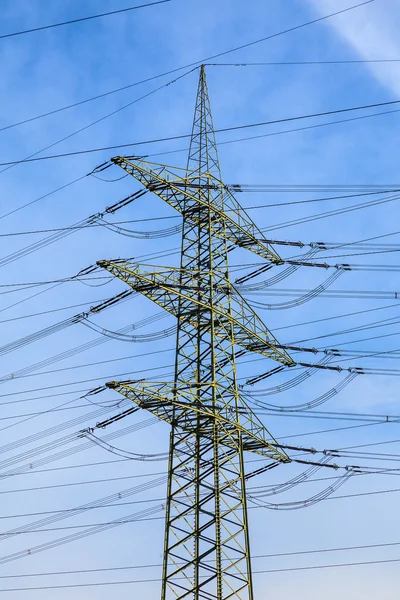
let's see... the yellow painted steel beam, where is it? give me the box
[97,260,294,366]
[105,380,290,462]
[99,65,294,600]
[111,156,283,264]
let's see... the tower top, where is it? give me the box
[186,65,221,179]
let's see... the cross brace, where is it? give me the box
[97,260,293,366]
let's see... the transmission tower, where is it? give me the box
[98,65,295,599]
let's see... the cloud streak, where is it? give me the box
[307,0,400,96]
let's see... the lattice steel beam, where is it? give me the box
[99,65,293,600]
[109,159,283,263]
[97,261,293,366]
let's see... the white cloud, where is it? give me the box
[307,0,400,95]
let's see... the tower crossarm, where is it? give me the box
[105,380,290,462]
[111,156,283,263]
[97,260,294,366]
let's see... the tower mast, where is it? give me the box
[99,65,293,599]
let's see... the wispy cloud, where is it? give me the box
[306,0,400,96]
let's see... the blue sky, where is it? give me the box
[0,0,399,598]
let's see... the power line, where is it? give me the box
[0,538,400,580]
[259,193,400,233]
[0,419,160,490]
[0,275,110,290]
[0,297,110,325]
[17,536,400,580]
[0,190,394,238]
[1,206,398,238]
[1,189,400,239]
[0,174,87,222]
[4,458,129,478]
[0,455,397,551]
[2,3,396,576]
[0,447,395,482]
[0,460,399,496]
[1,483,400,523]
[273,302,400,332]
[0,356,399,410]
[247,287,400,301]
[0,350,173,405]
[0,472,164,496]
[0,68,196,184]
[207,59,400,66]
[147,105,400,162]
[200,0,376,60]
[1,555,400,591]
[0,341,396,423]
[0,0,373,135]
[0,2,170,41]
[280,419,400,441]
[2,428,400,496]
[255,409,400,424]
[0,202,398,274]
[2,96,400,167]
[254,557,400,575]
[1,400,400,490]
[291,316,400,346]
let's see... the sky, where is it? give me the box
[0,0,399,598]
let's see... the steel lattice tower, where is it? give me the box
[98,65,294,599]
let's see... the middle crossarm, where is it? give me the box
[105,380,290,462]
[97,260,294,366]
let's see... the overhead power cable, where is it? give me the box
[0,476,397,534]
[0,297,110,324]
[273,302,400,333]
[248,472,353,510]
[1,461,394,497]
[2,94,400,167]
[255,408,400,424]
[207,59,400,66]
[0,417,158,482]
[0,188,148,270]
[0,306,172,390]
[289,313,400,346]
[240,269,346,310]
[259,192,400,233]
[0,275,111,292]
[0,0,373,135]
[3,483,400,572]
[0,461,395,555]
[4,394,400,466]
[0,174,87,222]
[0,504,164,568]
[0,2,170,41]
[4,190,398,284]
[0,471,165,496]
[0,415,393,486]
[247,288,400,301]
[4,555,400,591]
[233,184,400,192]
[0,477,165,547]
[2,454,400,495]
[246,372,358,412]
[147,104,400,162]
[3,538,400,579]
[3,458,129,478]
[3,481,400,524]
[0,68,196,183]
[2,194,400,240]
[0,350,398,429]
[0,392,131,457]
